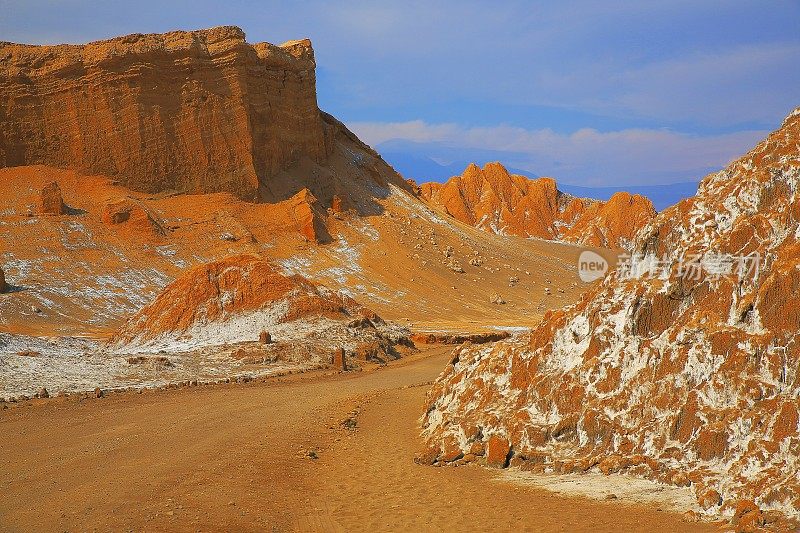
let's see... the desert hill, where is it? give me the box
[419,107,800,529]
[108,254,409,364]
[420,162,656,249]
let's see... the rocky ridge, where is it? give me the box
[419,108,800,529]
[420,162,656,249]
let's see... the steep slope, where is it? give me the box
[0,26,409,204]
[420,108,800,528]
[420,162,655,249]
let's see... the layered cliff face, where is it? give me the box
[0,26,334,198]
[420,162,655,249]
[420,108,800,527]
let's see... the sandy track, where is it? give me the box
[0,347,714,532]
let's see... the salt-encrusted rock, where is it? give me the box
[420,107,800,527]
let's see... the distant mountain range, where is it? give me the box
[377,139,700,211]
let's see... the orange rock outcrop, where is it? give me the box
[109,254,378,349]
[420,162,655,249]
[0,27,333,199]
[38,182,66,215]
[101,198,164,235]
[420,107,800,528]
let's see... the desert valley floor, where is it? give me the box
[0,345,716,532]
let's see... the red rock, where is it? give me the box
[330,195,345,214]
[420,162,655,249]
[259,331,272,344]
[0,27,334,199]
[332,347,347,371]
[288,188,331,243]
[109,254,379,348]
[485,435,511,468]
[698,489,722,510]
[39,181,66,215]
[101,198,164,235]
[732,500,765,532]
[413,446,439,465]
[0,267,6,293]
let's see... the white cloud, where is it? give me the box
[349,119,768,186]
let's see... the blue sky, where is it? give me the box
[2,0,799,186]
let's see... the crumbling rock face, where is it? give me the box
[420,162,655,249]
[420,108,800,527]
[0,26,333,199]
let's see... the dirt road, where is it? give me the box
[0,347,715,532]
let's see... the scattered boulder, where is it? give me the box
[259,331,272,344]
[446,259,464,273]
[37,387,49,399]
[288,188,331,243]
[39,181,67,215]
[485,435,511,468]
[94,387,104,398]
[332,347,347,371]
[0,267,6,293]
[101,198,165,235]
[489,293,506,305]
[698,489,722,510]
[731,500,765,531]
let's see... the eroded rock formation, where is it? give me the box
[38,182,66,215]
[108,254,398,354]
[420,108,800,528]
[0,27,333,199]
[420,162,655,249]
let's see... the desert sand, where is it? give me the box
[0,346,715,532]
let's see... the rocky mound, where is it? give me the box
[419,108,800,528]
[420,162,655,249]
[109,254,404,356]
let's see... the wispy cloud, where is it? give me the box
[349,119,768,186]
